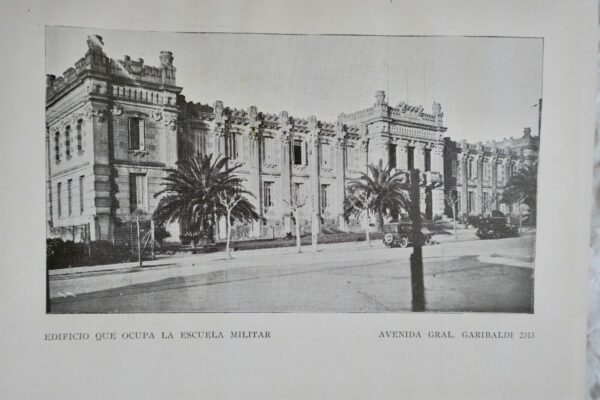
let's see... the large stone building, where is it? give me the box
[46,36,539,243]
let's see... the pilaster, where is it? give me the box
[475,154,484,214]
[458,152,468,215]
[334,120,346,228]
[278,116,292,233]
[308,116,321,232]
[396,140,409,171]
[431,144,445,218]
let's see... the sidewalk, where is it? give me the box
[49,227,536,278]
[48,239,388,277]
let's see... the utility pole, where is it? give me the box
[409,169,426,312]
[537,98,542,137]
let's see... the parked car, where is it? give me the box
[382,221,433,248]
[475,211,519,239]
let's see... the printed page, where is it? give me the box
[0,0,594,399]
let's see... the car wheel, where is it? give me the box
[492,232,500,240]
[383,233,395,247]
[399,236,409,248]
[423,235,432,246]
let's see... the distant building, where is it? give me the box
[46,35,539,243]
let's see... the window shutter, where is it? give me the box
[129,174,138,211]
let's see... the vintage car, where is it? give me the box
[382,221,433,248]
[475,211,519,239]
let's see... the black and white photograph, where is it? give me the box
[46,27,542,314]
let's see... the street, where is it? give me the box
[49,230,535,313]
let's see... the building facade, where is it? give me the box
[46,36,539,243]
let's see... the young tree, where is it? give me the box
[282,192,306,253]
[346,189,374,246]
[153,154,259,246]
[444,192,460,238]
[217,192,244,259]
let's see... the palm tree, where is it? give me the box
[345,161,411,232]
[153,154,259,246]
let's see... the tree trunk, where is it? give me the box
[365,213,371,247]
[226,210,232,258]
[311,212,318,253]
[375,210,384,232]
[294,212,302,253]
[452,204,457,238]
[518,200,523,234]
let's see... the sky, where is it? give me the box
[46,26,543,143]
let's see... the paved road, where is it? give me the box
[50,232,535,313]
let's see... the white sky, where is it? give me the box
[46,26,543,143]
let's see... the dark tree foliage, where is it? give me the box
[344,161,411,231]
[500,162,538,221]
[153,154,259,244]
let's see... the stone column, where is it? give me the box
[396,140,408,171]
[308,116,321,233]
[213,128,225,157]
[163,113,179,168]
[459,152,468,215]
[371,135,389,168]
[246,125,261,237]
[359,138,369,172]
[278,129,292,234]
[414,142,427,213]
[475,154,484,214]
[414,142,426,172]
[334,136,346,230]
[431,144,445,218]
[88,106,112,241]
[359,123,369,172]
[491,154,498,210]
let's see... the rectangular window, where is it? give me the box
[467,191,474,212]
[79,175,84,214]
[451,159,458,178]
[424,149,431,172]
[388,144,397,169]
[57,182,62,218]
[129,173,148,212]
[482,192,489,212]
[320,184,329,211]
[407,147,414,170]
[76,120,83,153]
[129,117,145,150]
[293,182,304,204]
[293,140,303,165]
[65,126,71,158]
[263,182,273,213]
[67,179,72,216]
[54,132,60,162]
[225,133,238,160]
[195,132,207,158]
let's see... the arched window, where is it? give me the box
[76,119,83,153]
[65,126,71,158]
[54,132,60,162]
